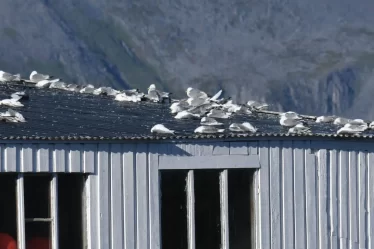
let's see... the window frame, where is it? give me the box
[15,173,85,249]
[153,153,260,249]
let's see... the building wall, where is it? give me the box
[1,139,374,249]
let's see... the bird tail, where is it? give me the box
[218,129,225,133]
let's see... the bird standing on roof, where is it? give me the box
[151,124,175,134]
[315,116,335,123]
[194,125,225,134]
[229,122,257,133]
[288,123,311,134]
[201,117,223,126]
[0,71,21,82]
[29,71,54,83]
[35,78,61,88]
[279,111,303,127]
[146,84,171,103]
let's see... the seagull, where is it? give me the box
[280,116,303,127]
[315,116,335,123]
[344,123,368,132]
[93,87,119,96]
[247,100,269,110]
[0,98,24,107]
[207,109,231,119]
[147,84,161,102]
[0,71,21,82]
[35,78,60,88]
[11,91,29,101]
[186,87,208,99]
[280,111,302,120]
[0,109,26,122]
[288,123,311,134]
[229,122,257,133]
[115,93,142,103]
[348,119,367,125]
[49,81,67,90]
[333,117,350,125]
[151,124,175,134]
[30,71,53,83]
[170,100,189,114]
[337,126,362,135]
[194,126,225,134]
[146,84,171,103]
[79,84,95,94]
[370,121,374,129]
[175,110,200,120]
[201,117,224,126]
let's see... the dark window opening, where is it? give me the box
[24,175,51,220]
[58,174,85,249]
[0,174,17,241]
[228,169,254,249]
[24,175,52,246]
[195,170,221,249]
[160,170,188,249]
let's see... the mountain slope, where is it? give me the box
[1,0,374,118]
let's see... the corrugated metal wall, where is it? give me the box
[256,140,374,249]
[0,142,95,172]
[1,140,374,249]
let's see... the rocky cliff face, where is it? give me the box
[1,0,374,118]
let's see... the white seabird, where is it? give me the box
[35,78,60,88]
[147,84,161,102]
[315,116,334,123]
[370,121,374,129]
[0,98,24,107]
[93,87,119,96]
[147,84,171,103]
[247,100,269,110]
[186,87,208,99]
[170,100,189,114]
[115,93,142,103]
[279,116,302,127]
[280,111,302,120]
[30,71,53,83]
[0,108,26,123]
[11,91,28,101]
[49,81,67,90]
[207,109,231,119]
[201,117,223,126]
[229,122,257,133]
[79,84,95,94]
[175,110,200,120]
[0,71,21,82]
[194,126,225,134]
[337,126,362,135]
[288,123,311,134]
[333,117,350,125]
[151,124,175,134]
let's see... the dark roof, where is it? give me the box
[0,82,373,141]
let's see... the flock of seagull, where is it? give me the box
[0,69,372,136]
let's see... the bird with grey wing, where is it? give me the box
[146,84,172,103]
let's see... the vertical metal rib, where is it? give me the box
[220,170,229,249]
[16,174,26,249]
[51,174,59,249]
[187,170,196,249]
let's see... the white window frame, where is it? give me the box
[157,166,258,249]
[15,173,84,249]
